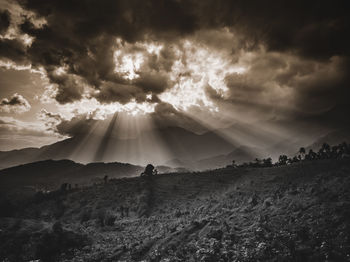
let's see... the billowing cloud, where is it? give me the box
[37,108,63,133]
[0,1,345,106]
[0,0,348,149]
[17,0,349,61]
[55,113,97,137]
[0,38,28,64]
[0,9,10,34]
[0,93,31,113]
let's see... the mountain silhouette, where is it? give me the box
[0,159,144,192]
[0,126,235,170]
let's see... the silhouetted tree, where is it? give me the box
[254,158,262,167]
[331,145,339,158]
[232,142,349,170]
[290,156,299,163]
[278,155,288,165]
[318,143,330,159]
[232,160,236,168]
[306,149,317,160]
[298,147,306,160]
[324,143,331,158]
[340,142,349,154]
[340,142,350,158]
[141,164,157,177]
[323,143,331,152]
[263,158,273,167]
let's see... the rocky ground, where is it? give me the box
[1,159,350,261]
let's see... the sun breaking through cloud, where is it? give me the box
[0,0,349,161]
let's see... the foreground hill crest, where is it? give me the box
[1,159,350,261]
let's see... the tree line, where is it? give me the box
[228,142,350,168]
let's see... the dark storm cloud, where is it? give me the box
[46,69,85,104]
[0,0,347,125]
[18,19,179,104]
[277,56,350,113]
[194,0,350,60]
[0,38,27,64]
[0,93,31,113]
[20,0,197,40]
[56,114,97,137]
[11,0,199,104]
[95,82,143,104]
[93,49,173,104]
[205,51,350,129]
[12,0,350,62]
[150,102,208,132]
[1,94,24,105]
[0,9,10,34]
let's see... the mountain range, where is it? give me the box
[1,125,349,171]
[0,159,143,193]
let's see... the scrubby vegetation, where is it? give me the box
[0,144,350,261]
[0,219,88,261]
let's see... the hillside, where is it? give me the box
[307,128,350,152]
[0,159,186,196]
[0,126,235,170]
[196,146,265,170]
[0,160,145,194]
[1,159,350,261]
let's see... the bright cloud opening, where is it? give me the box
[159,40,246,111]
[113,39,164,80]
[114,51,144,80]
[52,98,156,120]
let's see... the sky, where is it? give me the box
[0,0,349,152]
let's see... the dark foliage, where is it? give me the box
[0,220,88,261]
[231,142,350,168]
[36,222,88,261]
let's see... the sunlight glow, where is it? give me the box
[142,42,163,56]
[65,112,175,165]
[54,66,68,76]
[54,98,156,120]
[159,40,246,111]
[41,37,249,118]
[113,39,164,80]
[114,51,144,80]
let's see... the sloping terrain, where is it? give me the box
[0,160,144,194]
[196,146,265,170]
[307,128,350,152]
[1,159,350,261]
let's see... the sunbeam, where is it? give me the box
[1,1,350,260]
[93,113,119,162]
